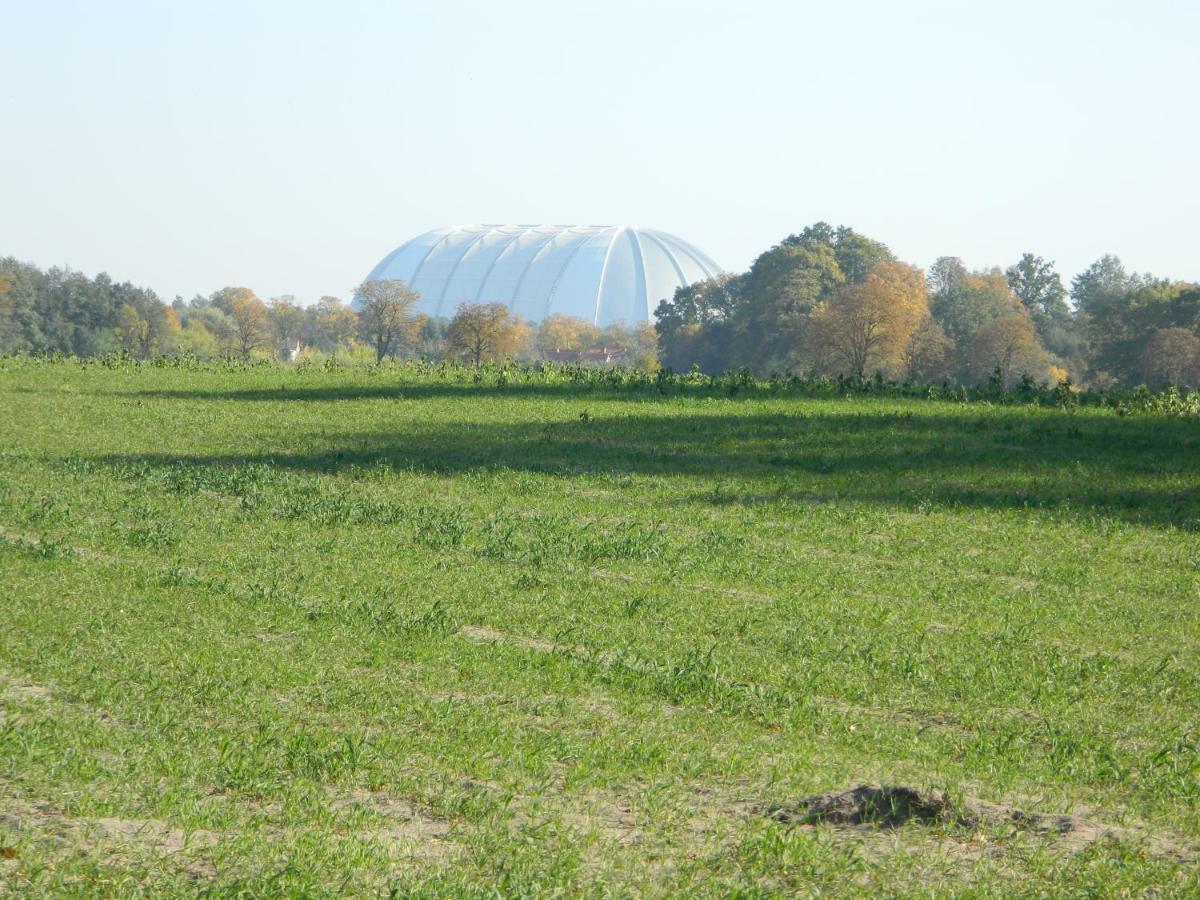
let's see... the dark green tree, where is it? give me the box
[731,223,893,372]
[1005,253,1080,365]
[655,274,744,374]
[1006,254,1070,328]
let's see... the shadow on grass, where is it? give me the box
[116,382,675,403]
[89,408,1200,530]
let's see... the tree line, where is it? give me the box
[656,222,1200,388]
[0,261,655,367]
[3,222,1198,388]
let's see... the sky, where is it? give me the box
[2,0,1197,305]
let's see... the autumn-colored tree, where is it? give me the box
[0,273,13,338]
[731,224,894,371]
[447,302,531,365]
[901,313,955,383]
[114,304,149,356]
[268,295,305,355]
[631,321,659,370]
[229,297,269,358]
[966,310,1047,385]
[311,296,358,351]
[211,286,270,358]
[536,313,600,354]
[209,286,256,313]
[1140,327,1200,387]
[807,262,927,378]
[114,301,179,358]
[354,279,423,361]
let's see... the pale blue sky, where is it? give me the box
[2,0,1196,304]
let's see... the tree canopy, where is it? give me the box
[5,227,1200,389]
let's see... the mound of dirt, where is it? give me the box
[766,785,955,829]
[763,783,1198,860]
[765,784,1109,836]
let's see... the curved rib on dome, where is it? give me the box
[363,225,722,326]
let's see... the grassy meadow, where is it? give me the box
[1,358,1198,896]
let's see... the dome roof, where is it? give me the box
[363,225,722,325]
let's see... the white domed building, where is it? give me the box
[363,225,722,326]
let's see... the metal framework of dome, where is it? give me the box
[363,225,722,326]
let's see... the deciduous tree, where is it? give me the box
[1071,255,1137,319]
[113,297,178,358]
[1140,327,1200,387]
[807,262,927,378]
[929,269,1016,346]
[1006,254,1070,328]
[446,302,530,365]
[901,313,955,383]
[269,295,305,355]
[311,296,357,351]
[114,304,149,356]
[354,280,423,362]
[655,274,743,374]
[536,313,600,354]
[966,309,1047,385]
[211,287,270,358]
[0,272,18,350]
[177,317,220,358]
[927,256,967,299]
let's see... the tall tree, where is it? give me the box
[177,317,220,358]
[354,280,423,362]
[269,295,305,355]
[930,270,1019,346]
[734,240,839,369]
[1085,278,1199,383]
[927,256,968,299]
[732,223,894,372]
[114,304,149,357]
[807,262,927,378]
[1006,254,1070,328]
[0,273,14,344]
[1006,253,1080,364]
[311,296,358,351]
[536,313,601,354]
[1071,255,1135,318]
[901,313,955,383]
[654,274,743,373]
[185,306,237,354]
[1140,327,1200,387]
[446,302,530,365]
[112,302,176,358]
[966,309,1047,385]
[211,287,270,359]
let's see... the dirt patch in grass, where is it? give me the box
[459,624,558,654]
[328,788,454,859]
[0,795,219,861]
[764,784,1198,860]
[0,677,54,703]
[1,669,119,729]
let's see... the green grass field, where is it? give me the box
[1,359,1198,896]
